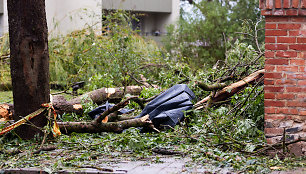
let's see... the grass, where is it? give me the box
[0,91,12,104]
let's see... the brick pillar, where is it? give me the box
[260,0,306,156]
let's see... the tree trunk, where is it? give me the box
[7,0,50,139]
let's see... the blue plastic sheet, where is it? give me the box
[137,84,195,129]
[88,101,134,119]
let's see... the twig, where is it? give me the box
[72,165,114,172]
[232,76,264,117]
[94,96,138,124]
[33,145,56,154]
[196,82,227,91]
[152,148,184,155]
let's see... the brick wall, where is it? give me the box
[260,0,306,156]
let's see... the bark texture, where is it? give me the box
[51,86,143,114]
[68,86,143,105]
[7,0,50,139]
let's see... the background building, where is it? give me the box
[103,0,180,37]
[0,0,102,36]
[0,0,179,38]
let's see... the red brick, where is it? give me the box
[275,0,282,8]
[302,0,306,8]
[265,115,286,120]
[273,9,285,16]
[287,100,306,107]
[266,138,275,144]
[291,17,306,22]
[264,79,275,85]
[292,0,299,8]
[301,30,306,36]
[266,0,273,9]
[275,79,297,85]
[298,9,306,16]
[276,108,288,114]
[265,72,283,78]
[289,109,299,115]
[299,66,306,72]
[262,10,273,16]
[297,52,306,58]
[265,30,287,36]
[276,51,297,58]
[290,59,305,65]
[266,24,277,29]
[266,58,289,65]
[277,37,296,43]
[283,0,290,8]
[266,37,276,43]
[265,65,276,71]
[265,44,288,50]
[298,80,306,86]
[265,100,286,107]
[289,30,301,36]
[278,24,301,30]
[297,94,306,99]
[266,17,290,22]
[265,107,276,114]
[265,51,275,58]
[287,73,306,79]
[300,110,306,116]
[286,87,305,92]
[276,65,299,72]
[276,93,296,100]
[289,44,306,51]
[265,86,285,92]
[265,128,284,135]
[265,93,276,99]
[276,108,299,115]
[297,38,306,43]
[259,0,265,9]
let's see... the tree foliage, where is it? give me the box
[165,0,264,68]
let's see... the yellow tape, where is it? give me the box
[0,103,61,137]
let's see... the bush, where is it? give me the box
[49,10,169,90]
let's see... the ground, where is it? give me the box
[0,91,305,174]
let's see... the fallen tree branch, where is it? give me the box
[195,69,264,109]
[93,96,138,124]
[152,148,184,155]
[255,137,306,154]
[33,145,56,154]
[196,82,227,91]
[58,115,151,134]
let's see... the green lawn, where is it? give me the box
[0,90,13,103]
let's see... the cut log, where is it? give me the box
[52,86,143,114]
[195,69,265,109]
[0,104,13,121]
[52,95,83,115]
[68,86,143,105]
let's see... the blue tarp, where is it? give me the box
[136,84,195,129]
[89,84,195,130]
[88,101,134,119]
